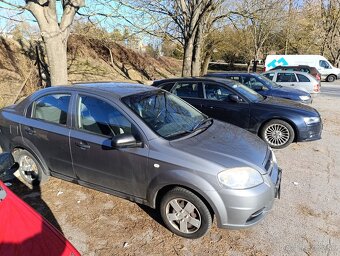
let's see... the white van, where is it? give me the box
[264,55,340,82]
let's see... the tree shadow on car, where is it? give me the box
[9,177,63,234]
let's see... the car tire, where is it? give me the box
[326,74,336,82]
[13,149,48,186]
[260,119,295,149]
[160,187,212,239]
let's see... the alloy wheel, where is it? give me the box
[19,155,39,182]
[264,123,290,147]
[165,198,201,234]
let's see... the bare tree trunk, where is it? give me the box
[192,23,204,76]
[23,0,84,86]
[44,35,68,85]
[284,0,293,55]
[182,38,194,77]
[201,50,212,75]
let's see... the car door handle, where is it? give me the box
[24,127,36,135]
[208,106,214,109]
[75,141,91,150]
[290,84,295,86]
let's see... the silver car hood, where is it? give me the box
[170,120,269,174]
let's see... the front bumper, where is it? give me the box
[297,121,323,142]
[215,165,282,229]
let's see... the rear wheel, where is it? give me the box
[13,149,48,186]
[160,187,212,239]
[260,119,295,149]
[326,74,336,82]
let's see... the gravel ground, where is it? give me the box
[9,82,340,256]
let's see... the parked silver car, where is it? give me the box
[0,83,281,238]
[262,70,320,93]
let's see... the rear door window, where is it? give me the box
[297,74,310,82]
[263,73,275,81]
[171,82,203,98]
[276,73,297,82]
[32,94,71,125]
[158,82,175,92]
[299,68,310,73]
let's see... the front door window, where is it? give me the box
[204,83,231,101]
[78,96,133,137]
[319,60,331,69]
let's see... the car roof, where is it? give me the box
[207,71,251,75]
[72,82,158,97]
[206,72,260,76]
[273,65,312,69]
[33,82,158,99]
[263,70,313,76]
[153,76,235,86]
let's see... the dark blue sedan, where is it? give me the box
[153,77,322,149]
[205,72,312,104]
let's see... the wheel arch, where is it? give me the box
[326,74,337,82]
[146,170,228,227]
[11,137,50,176]
[155,184,215,218]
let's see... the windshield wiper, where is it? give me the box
[165,118,213,140]
[191,117,213,132]
[165,130,193,139]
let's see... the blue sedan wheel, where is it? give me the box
[261,119,295,149]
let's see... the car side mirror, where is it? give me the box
[0,152,19,181]
[111,134,143,148]
[228,94,242,103]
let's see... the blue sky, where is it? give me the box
[0,1,149,33]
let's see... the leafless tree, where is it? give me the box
[117,0,229,76]
[0,0,85,85]
[320,0,340,66]
[231,0,286,70]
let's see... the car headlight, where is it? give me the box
[303,117,320,125]
[217,167,263,189]
[299,95,310,101]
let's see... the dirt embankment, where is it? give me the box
[67,34,181,84]
[0,34,182,107]
[0,36,38,107]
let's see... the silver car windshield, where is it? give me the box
[123,90,209,139]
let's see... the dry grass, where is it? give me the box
[0,34,182,109]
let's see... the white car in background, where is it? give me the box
[262,70,320,93]
[264,55,340,82]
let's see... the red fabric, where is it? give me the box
[0,181,80,256]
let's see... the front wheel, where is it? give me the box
[160,187,212,239]
[326,74,336,82]
[13,149,48,186]
[260,119,295,149]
